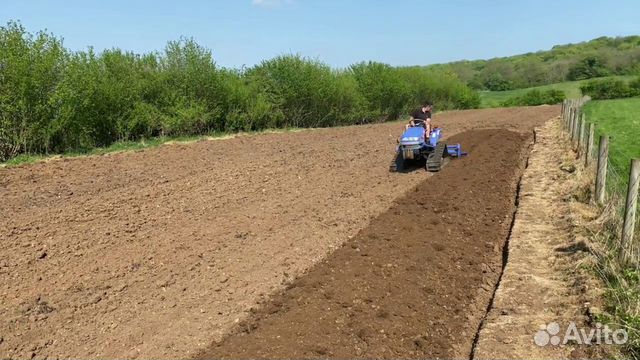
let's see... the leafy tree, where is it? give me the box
[159,37,225,133]
[567,55,610,80]
[484,73,512,91]
[0,20,65,159]
[248,55,357,127]
[425,35,640,90]
[350,61,410,120]
[396,67,480,109]
[515,59,546,87]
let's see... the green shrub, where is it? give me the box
[219,70,282,131]
[245,55,373,128]
[484,73,513,91]
[501,89,566,107]
[580,78,634,99]
[326,71,368,126]
[396,67,480,110]
[53,49,148,150]
[350,61,410,120]
[160,100,214,136]
[127,102,165,138]
[0,21,65,159]
[629,77,640,96]
[159,37,225,129]
[246,55,337,127]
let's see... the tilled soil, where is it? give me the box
[0,106,558,359]
[196,129,532,359]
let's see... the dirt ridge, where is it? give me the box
[469,128,536,359]
[473,118,594,359]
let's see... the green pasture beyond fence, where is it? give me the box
[562,98,640,357]
[562,98,639,264]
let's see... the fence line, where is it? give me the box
[561,98,639,266]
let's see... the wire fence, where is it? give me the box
[561,98,640,267]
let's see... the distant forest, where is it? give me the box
[426,36,640,91]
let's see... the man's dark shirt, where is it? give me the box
[411,109,431,121]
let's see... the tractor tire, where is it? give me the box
[389,152,405,172]
[426,142,446,172]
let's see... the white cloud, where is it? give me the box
[252,0,292,8]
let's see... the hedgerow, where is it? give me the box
[500,89,566,107]
[580,78,640,100]
[0,21,479,161]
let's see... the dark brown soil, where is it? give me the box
[196,129,532,359]
[0,106,557,359]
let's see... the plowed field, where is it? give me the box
[0,106,558,358]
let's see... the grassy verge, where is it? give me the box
[0,128,304,168]
[2,114,426,168]
[480,75,636,108]
[587,202,640,359]
[580,97,640,358]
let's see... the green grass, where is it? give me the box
[583,97,640,186]
[2,138,171,167]
[479,75,637,108]
[0,128,304,168]
[3,138,177,166]
[582,97,640,359]
[2,154,50,167]
[2,116,427,168]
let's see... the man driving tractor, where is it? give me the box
[405,101,433,139]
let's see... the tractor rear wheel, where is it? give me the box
[426,143,446,172]
[389,152,405,172]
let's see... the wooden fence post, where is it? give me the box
[569,108,575,138]
[569,101,576,128]
[595,136,609,205]
[571,108,580,146]
[577,108,583,143]
[579,113,587,153]
[567,108,576,136]
[570,105,575,132]
[585,123,595,167]
[620,159,640,263]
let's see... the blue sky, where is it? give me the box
[2,0,639,68]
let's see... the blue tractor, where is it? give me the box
[391,126,466,172]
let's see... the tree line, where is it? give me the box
[428,36,640,91]
[0,21,479,162]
